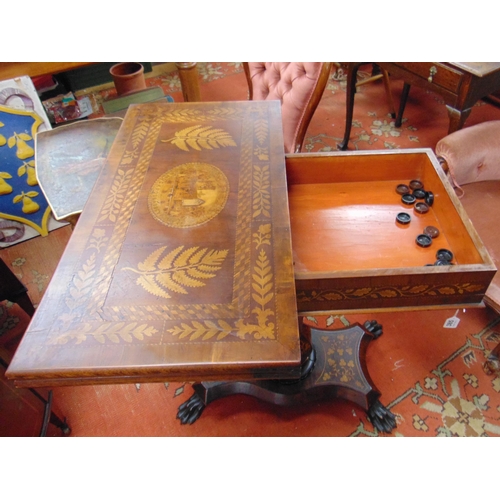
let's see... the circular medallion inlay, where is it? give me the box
[148,162,229,228]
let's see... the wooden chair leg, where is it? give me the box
[381,69,396,118]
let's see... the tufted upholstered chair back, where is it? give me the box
[243,62,332,153]
[435,120,500,187]
[435,120,500,314]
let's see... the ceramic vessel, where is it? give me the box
[109,62,146,96]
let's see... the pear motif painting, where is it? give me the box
[0,172,13,195]
[17,160,38,186]
[13,191,41,214]
[0,121,6,146]
[8,131,35,159]
[0,104,50,236]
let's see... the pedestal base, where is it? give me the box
[177,322,396,433]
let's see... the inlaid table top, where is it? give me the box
[7,100,302,388]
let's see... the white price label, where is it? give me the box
[76,96,93,118]
[444,310,461,328]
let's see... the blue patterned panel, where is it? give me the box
[0,104,50,236]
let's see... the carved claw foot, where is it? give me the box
[177,392,206,424]
[364,320,383,339]
[484,343,500,375]
[367,399,397,433]
[484,356,500,375]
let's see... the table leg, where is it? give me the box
[338,63,363,151]
[176,320,396,433]
[446,105,472,134]
[175,63,201,102]
[395,82,411,128]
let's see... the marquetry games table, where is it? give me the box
[6,101,495,433]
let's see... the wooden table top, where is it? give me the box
[7,100,302,388]
[449,62,500,77]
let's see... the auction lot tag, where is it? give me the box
[444,310,461,328]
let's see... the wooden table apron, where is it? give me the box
[6,101,302,388]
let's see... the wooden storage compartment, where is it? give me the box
[286,149,496,313]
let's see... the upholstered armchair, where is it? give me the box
[435,120,500,372]
[243,62,332,153]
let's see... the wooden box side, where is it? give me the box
[295,268,496,313]
[285,149,428,185]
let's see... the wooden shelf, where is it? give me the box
[0,62,93,81]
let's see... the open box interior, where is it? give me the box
[286,150,491,275]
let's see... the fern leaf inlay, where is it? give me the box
[123,245,228,298]
[162,125,237,152]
